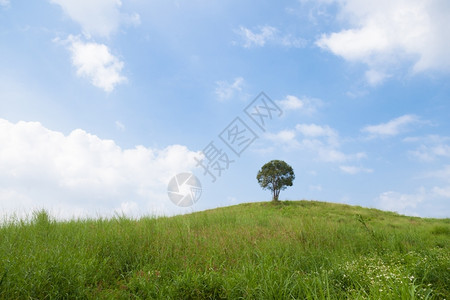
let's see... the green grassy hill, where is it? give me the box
[0,201,449,299]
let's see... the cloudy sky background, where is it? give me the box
[1,0,449,219]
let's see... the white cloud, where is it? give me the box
[375,189,425,216]
[264,123,365,163]
[375,186,450,217]
[406,135,450,162]
[50,0,140,37]
[64,35,127,92]
[361,114,420,138]
[314,146,356,163]
[296,123,337,138]
[122,12,141,27]
[403,134,450,144]
[0,0,9,7]
[432,186,450,198]
[339,165,373,174]
[365,69,390,86]
[266,130,296,143]
[316,0,450,83]
[215,77,245,101]
[277,95,323,113]
[296,123,340,148]
[236,25,306,48]
[425,165,450,182]
[0,118,200,219]
[299,125,366,162]
[237,25,276,48]
[265,130,299,149]
[410,144,450,162]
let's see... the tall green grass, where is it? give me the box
[0,201,448,299]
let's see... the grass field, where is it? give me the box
[0,200,449,299]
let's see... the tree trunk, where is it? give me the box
[272,189,279,201]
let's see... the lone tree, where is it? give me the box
[257,160,295,202]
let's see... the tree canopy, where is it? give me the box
[256,160,295,201]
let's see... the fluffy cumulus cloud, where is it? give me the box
[277,95,323,114]
[361,114,421,138]
[236,25,306,48]
[50,0,138,92]
[50,0,140,37]
[64,35,127,92]
[0,119,200,219]
[215,77,245,101]
[315,0,450,84]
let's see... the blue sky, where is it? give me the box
[1,0,449,219]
